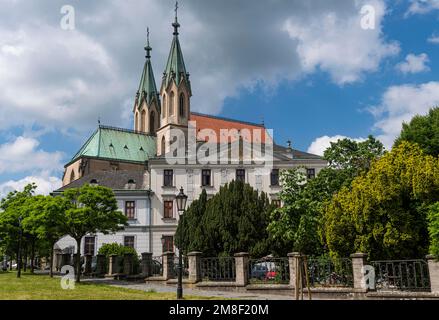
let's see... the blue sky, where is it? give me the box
[1,0,439,196]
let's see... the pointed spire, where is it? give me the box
[136,28,160,109]
[162,1,191,94]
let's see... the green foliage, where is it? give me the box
[59,184,128,281]
[98,243,140,273]
[428,203,439,258]
[268,136,385,256]
[324,141,438,260]
[176,181,275,257]
[60,184,128,241]
[395,107,439,156]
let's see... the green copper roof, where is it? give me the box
[71,125,157,164]
[162,17,191,92]
[137,32,160,108]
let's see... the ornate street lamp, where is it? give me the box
[175,187,188,300]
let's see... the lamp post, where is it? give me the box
[175,187,188,300]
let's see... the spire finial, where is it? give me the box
[145,27,152,59]
[172,1,180,36]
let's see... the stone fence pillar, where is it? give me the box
[123,253,134,275]
[188,252,202,283]
[351,253,368,290]
[426,255,439,293]
[141,252,153,277]
[95,254,106,276]
[108,254,119,275]
[83,254,92,276]
[288,252,302,288]
[234,252,249,286]
[162,251,175,280]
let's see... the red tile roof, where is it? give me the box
[189,112,272,143]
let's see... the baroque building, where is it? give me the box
[54,9,327,257]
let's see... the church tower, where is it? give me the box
[156,3,192,156]
[133,28,160,135]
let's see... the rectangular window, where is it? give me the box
[163,170,174,187]
[164,201,174,219]
[124,236,135,249]
[162,236,174,253]
[272,200,282,208]
[83,236,95,256]
[202,169,212,187]
[270,169,280,186]
[125,201,136,219]
[307,168,316,180]
[236,169,246,182]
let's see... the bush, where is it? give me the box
[428,203,439,258]
[98,243,140,273]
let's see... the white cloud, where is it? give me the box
[0,25,128,132]
[307,135,366,156]
[396,53,430,74]
[0,136,63,174]
[370,82,439,148]
[428,34,439,44]
[0,174,61,199]
[0,0,399,132]
[406,0,439,15]
[283,0,399,85]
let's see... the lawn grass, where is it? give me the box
[0,272,217,300]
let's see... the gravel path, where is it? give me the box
[83,278,294,300]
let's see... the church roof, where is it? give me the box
[69,125,156,165]
[161,14,191,93]
[136,30,160,108]
[56,170,150,192]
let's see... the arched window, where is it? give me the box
[134,112,139,131]
[150,111,155,134]
[161,136,166,155]
[169,91,174,116]
[70,170,75,183]
[162,95,166,118]
[141,110,146,132]
[179,93,185,118]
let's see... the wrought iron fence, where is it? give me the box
[371,260,430,292]
[248,258,290,284]
[307,257,353,287]
[173,256,189,279]
[200,257,236,282]
[151,256,163,276]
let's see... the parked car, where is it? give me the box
[250,264,269,280]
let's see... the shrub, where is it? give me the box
[98,243,140,273]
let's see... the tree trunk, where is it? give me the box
[49,245,54,278]
[9,257,12,271]
[30,239,35,274]
[75,238,82,283]
[23,243,27,272]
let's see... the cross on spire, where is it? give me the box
[145,27,152,58]
[172,1,180,36]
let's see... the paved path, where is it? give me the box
[83,278,294,300]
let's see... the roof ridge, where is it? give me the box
[190,112,265,128]
[98,125,156,137]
